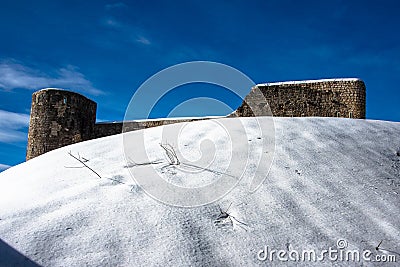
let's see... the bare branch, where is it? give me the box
[215,203,248,231]
[124,158,163,168]
[64,166,85,169]
[160,143,180,165]
[67,151,102,179]
[180,162,237,178]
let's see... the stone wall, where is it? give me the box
[26,89,97,160]
[232,78,366,118]
[26,78,367,160]
[94,118,209,138]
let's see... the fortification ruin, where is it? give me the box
[26,89,97,160]
[233,78,366,118]
[26,78,366,160]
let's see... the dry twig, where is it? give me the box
[66,151,102,179]
[160,143,180,165]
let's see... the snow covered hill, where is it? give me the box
[0,117,399,266]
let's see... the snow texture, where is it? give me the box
[98,115,224,124]
[257,78,361,87]
[0,117,399,266]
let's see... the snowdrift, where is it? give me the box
[0,117,399,266]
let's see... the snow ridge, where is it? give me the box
[257,78,361,87]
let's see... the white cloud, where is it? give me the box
[136,36,151,45]
[105,2,127,9]
[0,129,27,143]
[0,163,11,171]
[103,18,123,29]
[101,17,152,46]
[0,109,30,143]
[0,61,104,96]
[0,109,30,128]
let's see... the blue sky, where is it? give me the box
[0,0,399,170]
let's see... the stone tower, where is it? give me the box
[25,78,367,160]
[26,88,97,160]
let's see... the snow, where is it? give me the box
[0,117,399,266]
[129,115,224,122]
[97,115,224,124]
[36,88,68,92]
[257,78,361,87]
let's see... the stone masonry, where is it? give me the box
[26,89,97,160]
[232,78,366,118]
[26,78,366,160]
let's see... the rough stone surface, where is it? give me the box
[26,89,96,160]
[26,79,367,160]
[231,79,366,118]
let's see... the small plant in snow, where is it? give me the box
[375,240,400,257]
[66,152,131,186]
[214,202,248,231]
[65,151,102,179]
[124,158,162,168]
[160,143,180,165]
